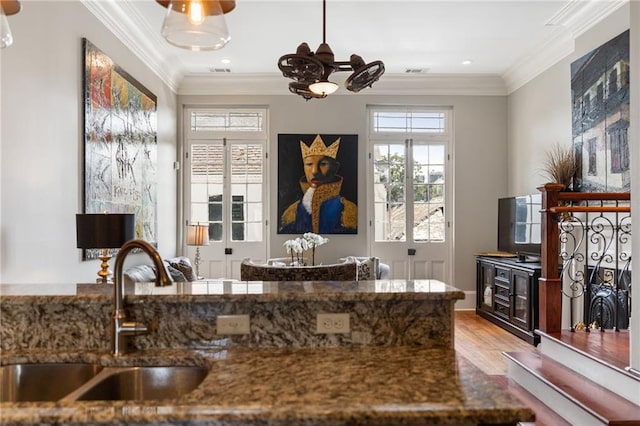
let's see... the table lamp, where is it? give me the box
[76,213,135,284]
[187,223,209,278]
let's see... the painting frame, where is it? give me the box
[571,30,630,192]
[82,38,158,259]
[277,133,358,235]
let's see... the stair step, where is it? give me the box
[537,330,640,405]
[505,351,640,425]
[491,375,571,426]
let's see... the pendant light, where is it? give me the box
[1,0,21,49]
[156,0,235,51]
[277,0,384,100]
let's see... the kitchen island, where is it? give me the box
[0,280,534,425]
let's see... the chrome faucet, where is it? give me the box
[111,239,173,356]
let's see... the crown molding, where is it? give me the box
[503,0,628,94]
[80,0,182,93]
[178,73,508,97]
[502,27,575,94]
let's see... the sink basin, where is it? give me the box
[0,363,103,402]
[72,366,208,401]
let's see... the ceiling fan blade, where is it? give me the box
[277,54,325,83]
[345,60,385,93]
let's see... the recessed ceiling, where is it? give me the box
[83,0,627,95]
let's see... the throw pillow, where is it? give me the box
[169,257,198,281]
[161,262,187,282]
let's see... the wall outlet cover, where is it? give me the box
[217,315,250,335]
[316,313,350,334]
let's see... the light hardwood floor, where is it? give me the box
[454,310,537,375]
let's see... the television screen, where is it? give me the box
[498,194,542,259]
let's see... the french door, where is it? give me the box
[368,107,453,281]
[184,108,268,279]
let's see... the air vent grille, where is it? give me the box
[405,68,428,74]
[209,68,231,73]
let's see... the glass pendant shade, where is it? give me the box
[309,80,339,96]
[0,0,20,50]
[161,0,230,51]
[0,10,13,49]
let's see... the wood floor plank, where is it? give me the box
[545,329,630,371]
[454,310,537,375]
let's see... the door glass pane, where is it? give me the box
[412,144,445,242]
[230,143,263,242]
[208,194,223,241]
[373,144,406,241]
[190,144,224,241]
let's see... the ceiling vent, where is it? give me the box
[405,68,429,74]
[209,67,231,73]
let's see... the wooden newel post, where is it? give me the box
[537,183,565,334]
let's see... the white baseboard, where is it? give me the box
[454,291,476,310]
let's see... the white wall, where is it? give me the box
[507,4,630,195]
[0,1,178,284]
[0,3,508,295]
[180,93,508,294]
[508,4,637,365]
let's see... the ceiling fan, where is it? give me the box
[277,0,385,100]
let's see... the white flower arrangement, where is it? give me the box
[283,233,329,266]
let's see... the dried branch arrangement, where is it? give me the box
[541,144,578,189]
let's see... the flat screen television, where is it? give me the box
[497,194,542,262]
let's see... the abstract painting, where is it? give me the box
[278,133,358,234]
[83,38,158,259]
[571,30,630,192]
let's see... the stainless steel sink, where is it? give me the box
[68,366,208,401]
[0,363,103,402]
[0,363,208,402]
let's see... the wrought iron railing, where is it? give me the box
[538,184,631,333]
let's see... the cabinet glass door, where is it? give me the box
[479,262,493,310]
[511,270,529,326]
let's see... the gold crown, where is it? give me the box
[300,135,340,159]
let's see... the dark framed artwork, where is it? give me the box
[571,30,630,192]
[278,134,358,234]
[82,38,158,259]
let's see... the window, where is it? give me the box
[185,108,267,244]
[372,110,446,134]
[370,107,449,243]
[190,110,264,133]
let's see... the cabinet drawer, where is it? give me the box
[495,267,510,282]
[494,300,510,319]
[494,284,510,300]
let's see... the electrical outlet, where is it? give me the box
[217,315,250,335]
[316,313,350,334]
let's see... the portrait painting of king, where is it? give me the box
[278,134,358,234]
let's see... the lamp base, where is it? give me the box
[96,249,113,284]
[193,247,201,279]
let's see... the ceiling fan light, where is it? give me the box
[159,0,232,51]
[309,80,339,96]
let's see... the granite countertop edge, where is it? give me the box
[0,347,534,426]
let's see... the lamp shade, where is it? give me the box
[187,224,209,246]
[76,213,135,249]
[158,0,233,51]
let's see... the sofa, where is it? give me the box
[123,256,198,285]
[240,258,359,282]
